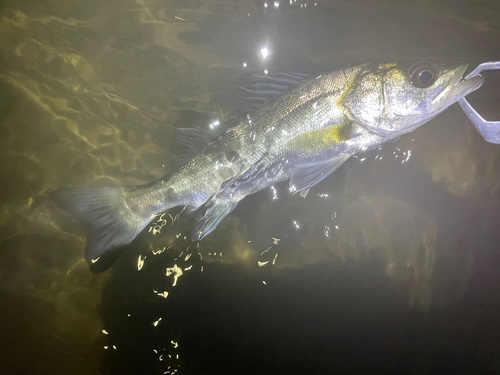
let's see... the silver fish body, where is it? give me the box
[50,60,483,271]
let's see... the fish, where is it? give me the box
[50,60,484,272]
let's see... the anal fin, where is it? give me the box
[192,198,239,241]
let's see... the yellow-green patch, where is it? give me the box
[386,67,406,81]
[379,62,398,70]
[286,123,351,153]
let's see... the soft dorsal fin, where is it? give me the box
[290,156,350,198]
[237,72,311,115]
[171,111,228,168]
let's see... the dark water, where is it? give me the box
[1,0,500,374]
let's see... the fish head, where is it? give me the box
[344,61,484,138]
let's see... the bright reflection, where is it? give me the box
[261,47,269,58]
[274,1,279,7]
[166,264,183,286]
[153,317,162,327]
[169,213,180,224]
[243,62,247,67]
[152,245,172,255]
[149,213,167,235]
[102,329,108,335]
[324,225,330,237]
[271,237,280,245]
[209,120,220,130]
[293,220,300,229]
[271,185,278,200]
[137,255,146,270]
[403,150,412,163]
[153,290,169,298]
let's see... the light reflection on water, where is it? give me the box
[1,0,500,374]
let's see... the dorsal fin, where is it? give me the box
[171,110,228,168]
[237,72,311,115]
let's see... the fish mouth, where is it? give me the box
[442,63,485,106]
[417,63,484,121]
[385,63,485,139]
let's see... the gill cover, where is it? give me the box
[343,61,467,138]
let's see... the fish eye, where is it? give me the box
[408,62,437,88]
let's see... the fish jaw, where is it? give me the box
[441,70,484,106]
[401,65,486,134]
[421,63,484,113]
[343,61,485,139]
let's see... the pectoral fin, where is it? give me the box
[290,156,349,198]
[192,198,239,241]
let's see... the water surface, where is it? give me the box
[1,0,500,374]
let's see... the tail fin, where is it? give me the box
[50,187,153,272]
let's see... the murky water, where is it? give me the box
[1,0,500,374]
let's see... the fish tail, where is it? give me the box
[50,187,153,272]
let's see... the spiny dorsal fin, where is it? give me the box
[171,110,228,168]
[237,72,311,115]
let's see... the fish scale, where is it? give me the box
[50,60,484,272]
